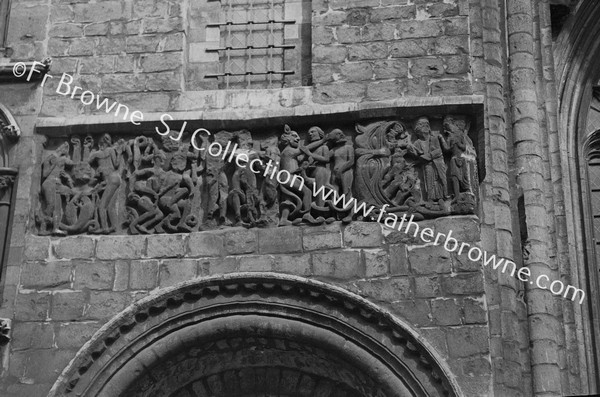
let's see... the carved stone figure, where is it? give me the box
[205,131,232,227]
[88,134,122,233]
[410,116,449,202]
[36,114,479,235]
[258,138,280,226]
[444,115,473,196]
[38,142,74,235]
[326,129,355,222]
[229,134,263,227]
[278,125,318,226]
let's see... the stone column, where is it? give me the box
[505,0,563,395]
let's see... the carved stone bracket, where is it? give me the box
[36,114,481,235]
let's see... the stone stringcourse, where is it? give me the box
[36,114,478,235]
[48,273,458,397]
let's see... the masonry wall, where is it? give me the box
[3,218,489,396]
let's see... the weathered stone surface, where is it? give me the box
[391,300,431,326]
[54,236,95,259]
[343,223,383,248]
[73,2,124,22]
[435,216,480,242]
[347,43,388,61]
[370,5,416,21]
[258,227,302,254]
[73,261,114,290]
[313,45,348,64]
[20,262,72,290]
[352,278,411,301]
[55,322,101,349]
[441,273,484,295]
[96,236,145,260]
[11,322,55,350]
[102,74,146,94]
[389,244,409,275]
[315,82,366,103]
[159,259,198,287]
[140,53,182,72]
[302,226,342,251]
[114,260,130,291]
[239,255,275,272]
[446,326,490,357]
[272,254,312,276]
[431,298,462,326]
[14,292,51,321]
[85,291,130,320]
[364,250,390,277]
[146,234,186,258]
[340,62,373,81]
[23,236,50,261]
[408,245,452,275]
[419,328,449,357]
[130,260,159,290]
[463,298,486,324]
[223,229,257,255]
[313,250,362,279]
[52,292,85,321]
[390,39,432,58]
[414,276,442,298]
[373,59,409,79]
[188,233,224,257]
[201,257,239,275]
[410,58,445,78]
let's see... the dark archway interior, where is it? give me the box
[123,331,389,397]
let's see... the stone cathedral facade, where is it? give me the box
[0,0,599,396]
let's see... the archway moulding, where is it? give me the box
[554,0,600,388]
[48,273,462,397]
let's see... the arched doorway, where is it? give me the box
[48,273,459,397]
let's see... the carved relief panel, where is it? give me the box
[36,114,480,235]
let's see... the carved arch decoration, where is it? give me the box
[554,0,600,388]
[48,273,460,397]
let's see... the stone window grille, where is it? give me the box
[205,0,304,89]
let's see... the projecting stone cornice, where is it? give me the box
[34,93,484,135]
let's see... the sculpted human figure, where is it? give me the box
[327,129,355,199]
[205,132,231,227]
[381,151,420,206]
[40,142,74,235]
[230,138,262,226]
[443,115,473,197]
[410,116,449,202]
[302,126,331,208]
[128,152,166,234]
[164,145,196,231]
[88,134,121,233]
[278,125,318,226]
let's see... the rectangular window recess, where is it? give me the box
[206,44,295,52]
[207,19,296,27]
[205,70,295,78]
